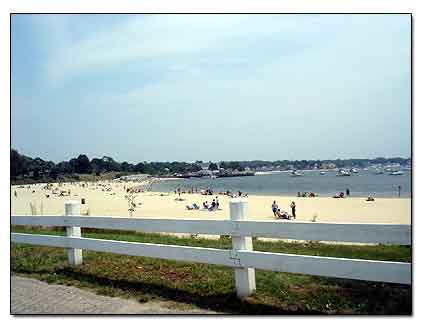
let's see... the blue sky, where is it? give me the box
[11,14,411,163]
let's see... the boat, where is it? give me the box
[374,168,384,175]
[290,170,303,177]
[350,168,359,174]
[389,170,404,175]
[336,169,350,176]
[320,171,326,175]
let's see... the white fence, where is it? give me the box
[11,199,411,299]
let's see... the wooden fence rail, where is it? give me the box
[11,199,411,299]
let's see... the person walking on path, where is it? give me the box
[290,201,296,219]
[271,201,278,217]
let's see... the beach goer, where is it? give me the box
[346,188,350,197]
[216,197,219,209]
[211,199,216,210]
[276,208,291,220]
[290,201,296,219]
[14,190,17,198]
[271,201,278,217]
[297,192,301,197]
[340,192,344,198]
[398,185,401,197]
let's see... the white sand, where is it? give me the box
[11,181,411,224]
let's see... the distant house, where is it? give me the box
[324,163,336,169]
[199,162,210,170]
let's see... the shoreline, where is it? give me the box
[11,181,411,225]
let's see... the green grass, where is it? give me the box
[11,226,412,315]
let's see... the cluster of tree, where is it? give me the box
[11,148,411,183]
[10,149,203,181]
[218,161,245,171]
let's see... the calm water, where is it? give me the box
[151,170,412,198]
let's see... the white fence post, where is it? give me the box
[65,201,82,266]
[230,198,256,299]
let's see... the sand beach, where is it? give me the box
[11,180,411,225]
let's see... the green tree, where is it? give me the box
[209,163,218,171]
[76,154,92,173]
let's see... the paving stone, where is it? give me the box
[11,276,220,314]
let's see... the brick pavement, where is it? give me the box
[11,276,220,314]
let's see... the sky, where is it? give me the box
[11,14,411,163]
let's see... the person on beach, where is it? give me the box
[290,201,296,219]
[210,199,216,210]
[216,197,220,209]
[398,185,401,197]
[14,190,17,198]
[346,188,350,197]
[272,201,278,216]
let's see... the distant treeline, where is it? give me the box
[10,149,410,183]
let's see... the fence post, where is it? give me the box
[230,198,256,299]
[65,201,83,266]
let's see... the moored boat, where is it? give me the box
[389,170,404,175]
[336,169,350,176]
[290,170,303,177]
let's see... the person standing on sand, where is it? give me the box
[14,190,17,198]
[346,188,350,197]
[290,201,296,219]
[271,201,278,217]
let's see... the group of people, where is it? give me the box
[186,197,221,211]
[203,197,220,211]
[271,200,296,220]
[201,188,214,195]
[217,190,248,198]
[333,188,350,199]
[297,192,316,198]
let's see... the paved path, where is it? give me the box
[11,276,220,314]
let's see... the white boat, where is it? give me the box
[290,170,303,177]
[336,169,350,176]
[350,168,359,174]
[389,171,404,175]
[320,171,326,175]
[373,168,384,174]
